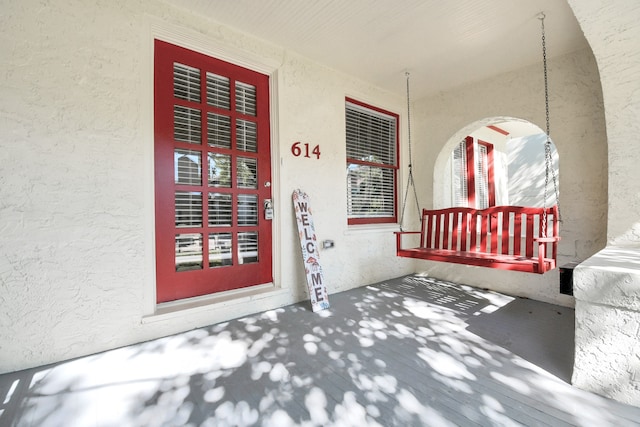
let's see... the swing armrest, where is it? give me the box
[534,236,560,273]
[534,237,561,243]
[394,231,422,254]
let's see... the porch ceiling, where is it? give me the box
[163,0,588,99]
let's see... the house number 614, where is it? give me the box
[291,142,321,159]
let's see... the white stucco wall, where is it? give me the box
[573,248,640,405]
[507,133,559,208]
[567,0,640,406]
[410,47,607,306]
[0,1,414,373]
[568,0,640,246]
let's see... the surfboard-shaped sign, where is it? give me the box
[292,189,330,312]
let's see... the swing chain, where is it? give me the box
[539,12,561,238]
[399,71,420,232]
[541,13,550,139]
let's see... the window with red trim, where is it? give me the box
[452,136,495,208]
[346,98,399,225]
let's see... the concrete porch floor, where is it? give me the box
[1,274,639,426]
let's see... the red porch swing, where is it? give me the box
[395,13,560,274]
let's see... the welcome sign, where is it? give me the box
[292,189,330,312]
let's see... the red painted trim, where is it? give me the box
[459,137,496,208]
[425,211,433,248]
[465,136,475,208]
[154,40,272,303]
[487,124,510,136]
[477,140,496,207]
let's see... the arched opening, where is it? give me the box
[435,117,559,210]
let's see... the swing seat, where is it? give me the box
[395,205,560,274]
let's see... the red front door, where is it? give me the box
[154,40,272,303]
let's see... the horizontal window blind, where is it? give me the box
[206,72,230,110]
[452,141,468,207]
[208,193,232,227]
[174,63,200,103]
[235,81,257,116]
[175,191,203,228]
[347,164,395,218]
[346,102,396,165]
[237,119,257,152]
[345,101,398,222]
[207,112,231,149]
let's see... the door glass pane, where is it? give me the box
[207,112,231,149]
[174,105,201,144]
[238,231,258,264]
[208,193,232,227]
[236,119,257,152]
[174,63,201,103]
[237,194,258,226]
[175,191,202,228]
[175,233,202,272]
[174,149,202,185]
[235,81,256,116]
[208,153,231,187]
[209,232,232,267]
[237,157,257,189]
[206,72,230,110]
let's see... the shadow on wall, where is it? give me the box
[508,133,559,207]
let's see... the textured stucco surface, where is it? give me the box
[567,0,640,407]
[573,299,640,405]
[0,0,411,373]
[572,247,640,405]
[568,0,640,246]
